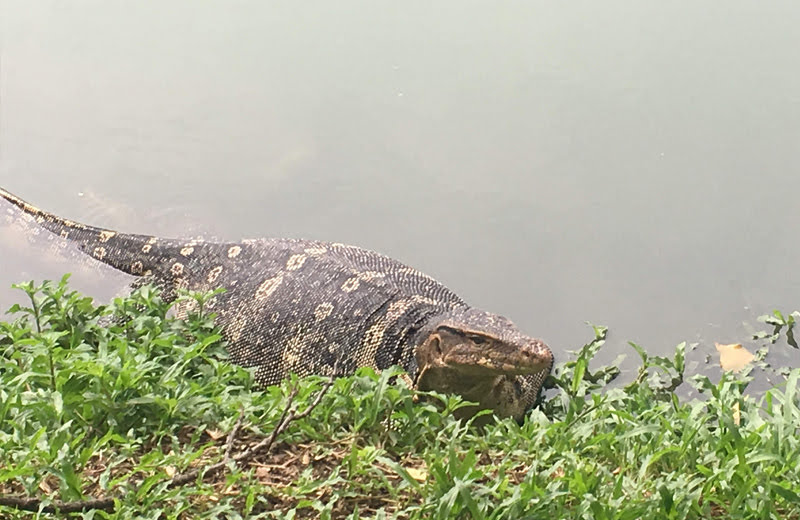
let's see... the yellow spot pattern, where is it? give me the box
[314,302,334,321]
[207,266,223,284]
[229,314,246,342]
[341,277,360,293]
[357,271,386,282]
[98,230,116,243]
[170,262,184,276]
[286,254,307,271]
[255,274,284,300]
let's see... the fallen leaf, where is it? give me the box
[206,428,225,441]
[405,466,427,482]
[39,478,54,494]
[715,342,754,372]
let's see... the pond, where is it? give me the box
[1,1,799,377]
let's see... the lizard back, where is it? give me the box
[0,187,468,383]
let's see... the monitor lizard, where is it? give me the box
[0,187,554,421]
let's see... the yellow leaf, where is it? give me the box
[405,466,427,482]
[715,342,754,372]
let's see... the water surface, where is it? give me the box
[2,1,799,375]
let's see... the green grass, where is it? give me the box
[0,276,798,519]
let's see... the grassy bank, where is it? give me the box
[0,277,798,519]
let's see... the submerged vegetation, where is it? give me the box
[0,277,798,519]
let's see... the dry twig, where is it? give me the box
[224,408,246,462]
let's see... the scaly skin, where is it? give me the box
[1,187,554,421]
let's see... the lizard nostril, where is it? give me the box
[432,336,443,355]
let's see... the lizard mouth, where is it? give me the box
[442,348,550,376]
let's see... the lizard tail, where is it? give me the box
[1,186,176,277]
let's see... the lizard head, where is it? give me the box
[414,308,553,422]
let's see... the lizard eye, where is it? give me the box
[468,334,487,344]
